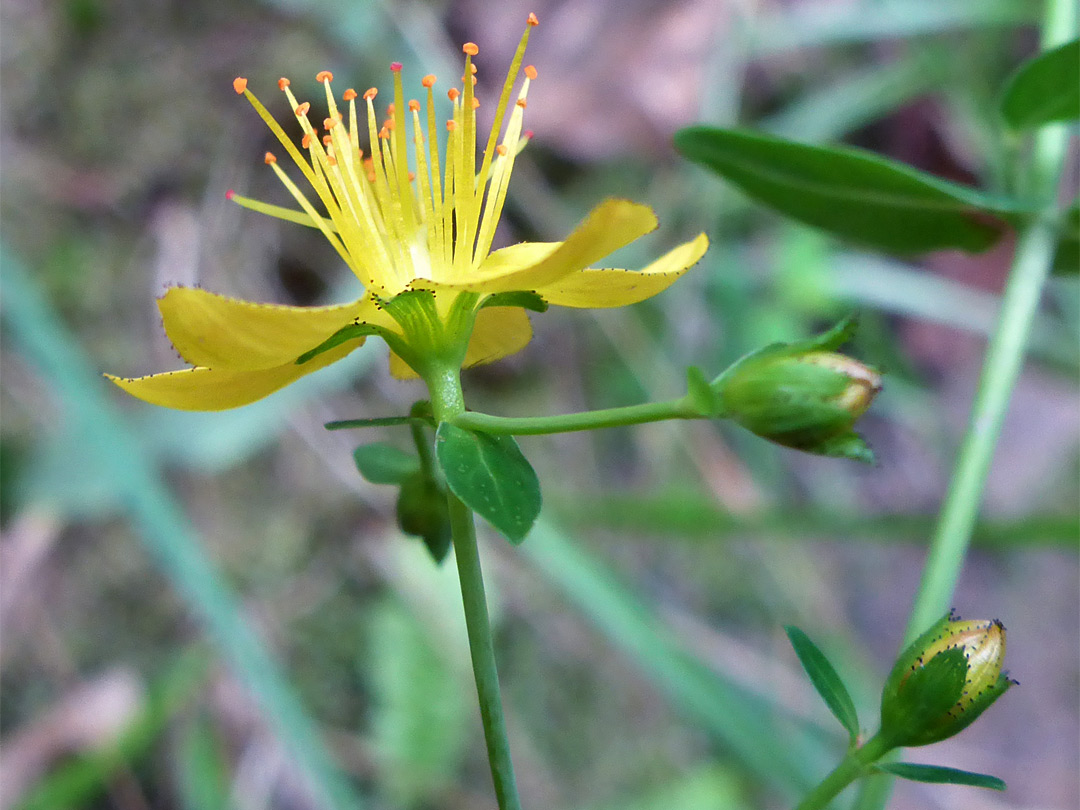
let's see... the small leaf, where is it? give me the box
[674,126,1017,254]
[784,625,860,744]
[1052,203,1078,275]
[480,291,550,313]
[1000,39,1080,131]
[326,415,432,431]
[397,472,453,563]
[685,366,723,416]
[353,443,420,485]
[874,762,1006,791]
[435,422,541,544]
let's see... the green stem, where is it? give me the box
[454,397,697,436]
[902,0,1075,645]
[796,734,893,810]
[426,364,523,810]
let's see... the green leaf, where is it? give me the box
[674,126,1015,254]
[874,762,1006,791]
[1000,39,1080,131]
[480,290,550,312]
[784,626,861,744]
[685,366,723,416]
[353,443,420,485]
[434,422,541,543]
[1052,202,1079,275]
[396,472,453,563]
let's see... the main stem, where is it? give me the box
[426,363,523,810]
[795,734,892,810]
[901,0,1076,646]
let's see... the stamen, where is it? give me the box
[295,102,311,117]
[528,12,539,25]
[448,88,460,101]
[408,99,420,112]
[343,88,358,101]
[233,77,248,94]
[302,133,313,149]
[364,87,378,101]
[323,134,333,146]
[516,98,527,108]
[264,152,277,164]
[390,62,403,72]
[463,42,479,56]
[447,120,456,131]
[472,97,480,109]
[496,144,508,155]
[278,77,291,90]
[316,70,334,83]
[525,65,537,80]
[422,74,436,88]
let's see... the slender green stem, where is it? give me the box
[796,734,893,810]
[426,364,522,810]
[454,397,697,436]
[902,0,1075,645]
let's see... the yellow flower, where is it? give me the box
[108,14,708,411]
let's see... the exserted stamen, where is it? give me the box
[390,63,418,241]
[454,42,479,275]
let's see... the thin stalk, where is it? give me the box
[454,397,697,436]
[795,734,892,810]
[426,364,522,810]
[902,0,1076,646]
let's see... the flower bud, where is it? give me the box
[879,611,1014,747]
[712,316,880,461]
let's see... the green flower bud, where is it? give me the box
[712,316,880,461]
[879,611,1014,747]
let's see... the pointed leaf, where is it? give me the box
[874,762,1006,791]
[396,472,453,563]
[353,443,421,485]
[480,291,550,313]
[685,366,723,417]
[435,422,541,543]
[296,322,386,364]
[784,625,860,743]
[1000,39,1080,131]
[674,126,1017,254]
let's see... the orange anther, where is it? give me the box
[463,42,479,56]
[387,103,395,115]
[448,87,460,101]
[295,102,311,116]
[470,64,478,74]
[343,88,357,101]
[408,99,420,112]
[302,133,313,149]
[516,98,527,108]
[408,171,415,181]
[496,144,508,156]
[363,87,378,101]
[324,113,341,130]
[363,157,373,168]
[446,120,457,131]
[264,152,277,164]
[384,117,396,131]
[327,155,337,166]
[316,70,334,83]
[323,134,333,146]
[527,12,539,26]
[525,65,537,80]
[378,126,389,139]
[232,77,248,94]
[471,97,480,109]
[277,77,291,90]
[367,170,377,182]
[422,74,436,88]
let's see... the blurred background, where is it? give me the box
[1,0,1077,808]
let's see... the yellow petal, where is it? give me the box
[158,287,394,370]
[535,233,709,308]
[388,306,533,380]
[106,340,361,411]
[438,199,658,293]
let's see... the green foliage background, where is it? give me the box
[1,1,1076,808]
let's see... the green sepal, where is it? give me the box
[480,291,549,313]
[296,321,390,364]
[396,471,453,564]
[784,625,861,745]
[685,366,724,417]
[353,443,421,485]
[999,38,1080,131]
[873,762,1006,791]
[434,422,542,544]
[880,646,967,747]
[325,415,435,431]
[813,431,876,464]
